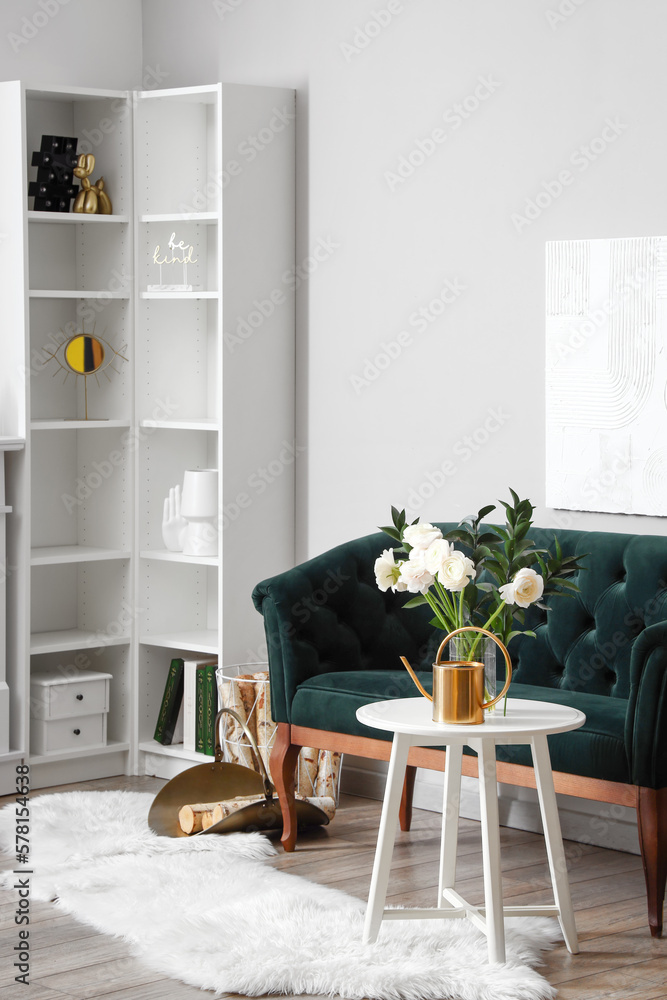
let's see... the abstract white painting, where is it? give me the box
[545,236,667,516]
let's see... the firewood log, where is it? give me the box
[178,803,216,834]
[315,750,342,799]
[255,678,277,774]
[297,746,319,796]
[235,674,260,743]
[218,679,255,769]
[211,793,266,824]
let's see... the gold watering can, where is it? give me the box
[400,625,512,725]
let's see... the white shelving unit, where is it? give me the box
[0,80,295,790]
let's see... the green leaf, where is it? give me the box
[508,487,520,507]
[428,616,446,630]
[378,525,401,541]
[554,533,563,561]
[491,523,510,542]
[506,629,524,645]
[478,531,501,546]
[476,582,495,592]
[403,595,429,607]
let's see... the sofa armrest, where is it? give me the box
[627,622,667,788]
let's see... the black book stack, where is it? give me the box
[29,134,79,212]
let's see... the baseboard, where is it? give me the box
[340,756,640,855]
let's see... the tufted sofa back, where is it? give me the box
[252,523,667,721]
[510,527,667,699]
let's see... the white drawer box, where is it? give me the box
[30,668,111,721]
[30,712,107,756]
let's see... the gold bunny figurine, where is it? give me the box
[73,154,112,214]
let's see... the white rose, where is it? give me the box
[423,538,454,575]
[398,550,435,594]
[402,522,443,551]
[374,549,406,592]
[436,549,476,592]
[499,567,544,608]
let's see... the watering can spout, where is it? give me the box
[400,656,433,701]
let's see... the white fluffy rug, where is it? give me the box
[0,791,559,999]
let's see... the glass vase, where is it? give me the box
[448,634,497,715]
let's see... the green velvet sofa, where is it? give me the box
[252,524,667,937]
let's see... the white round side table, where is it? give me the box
[356,697,586,964]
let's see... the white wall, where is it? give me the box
[0,0,142,90]
[141,0,663,852]
[141,0,667,558]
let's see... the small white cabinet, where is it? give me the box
[0,80,295,791]
[30,667,111,755]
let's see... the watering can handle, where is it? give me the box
[400,625,512,711]
[214,706,273,800]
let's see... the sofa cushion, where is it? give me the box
[290,671,630,784]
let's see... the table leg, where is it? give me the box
[474,738,506,964]
[438,742,462,907]
[363,732,411,944]
[531,734,579,954]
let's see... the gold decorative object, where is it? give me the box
[401,625,512,725]
[43,326,128,420]
[73,153,112,214]
[148,707,330,838]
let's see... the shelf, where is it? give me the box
[139,740,214,763]
[30,629,130,655]
[140,631,219,654]
[0,507,11,515]
[31,420,131,430]
[31,546,131,566]
[30,740,130,766]
[29,290,131,300]
[140,291,218,300]
[0,750,26,764]
[136,85,219,104]
[140,212,218,224]
[28,212,130,224]
[0,437,24,451]
[141,549,219,566]
[139,419,218,431]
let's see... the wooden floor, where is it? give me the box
[0,776,665,1000]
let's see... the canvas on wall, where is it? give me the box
[545,235,667,516]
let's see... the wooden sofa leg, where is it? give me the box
[270,723,301,852]
[637,786,667,937]
[399,765,417,831]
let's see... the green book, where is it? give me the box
[154,658,184,744]
[195,665,206,754]
[202,662,218,756]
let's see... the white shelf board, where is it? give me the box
[136,85,219,104]
[0,507,11,514]
[29,290,130,300]
[25,83,129,101]
[30,740,130,766]
[28,212,130,224]
[139,740,214,763]
[140,549,219,566]
[140,631,219,655]
[0,436,24,451]
[30,629,130,655]
[140,290,218,300]
[31,419,131,430]
[0,749,26,763]
[31,545,131,566]
[140,212,218,224]
[139,419,218,431]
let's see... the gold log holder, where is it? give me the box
[148,706,329,837]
